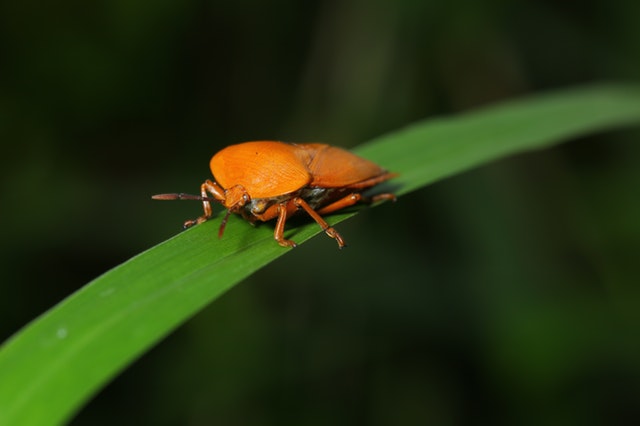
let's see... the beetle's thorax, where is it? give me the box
[242,194,289,216]
[243,187,349,216]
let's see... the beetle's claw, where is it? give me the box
[183,216,209,229]
[277,238,298,248]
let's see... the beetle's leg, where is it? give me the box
[274,203,297,248]
[293,197,346,249]
[369,192,397,203]
[316,192,396,215]
[184,180,226,228]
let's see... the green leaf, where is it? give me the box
[2,84,640,425]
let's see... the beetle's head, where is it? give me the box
[214,185,250,239]
[222,185,250,212]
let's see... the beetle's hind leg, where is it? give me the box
[368,192,397,203]
[316,192,396,216]
[293,197,346,249]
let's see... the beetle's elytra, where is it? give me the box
[152,141,396,248]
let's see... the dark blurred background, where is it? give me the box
[2,0,640,424]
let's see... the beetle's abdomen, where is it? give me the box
[300,187,349,209]
[299,144,390,188]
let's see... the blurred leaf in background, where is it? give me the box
[1,0,639,425]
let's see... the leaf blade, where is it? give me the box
[2,84,640,425]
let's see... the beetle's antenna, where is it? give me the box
[152,193,217,202]
[218,210,232,239]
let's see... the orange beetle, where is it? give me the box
[153,141,396,248]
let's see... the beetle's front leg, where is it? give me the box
[184,179,226,228]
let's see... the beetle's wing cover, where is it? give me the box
[210,141,311,198]
[301,144,390,188]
